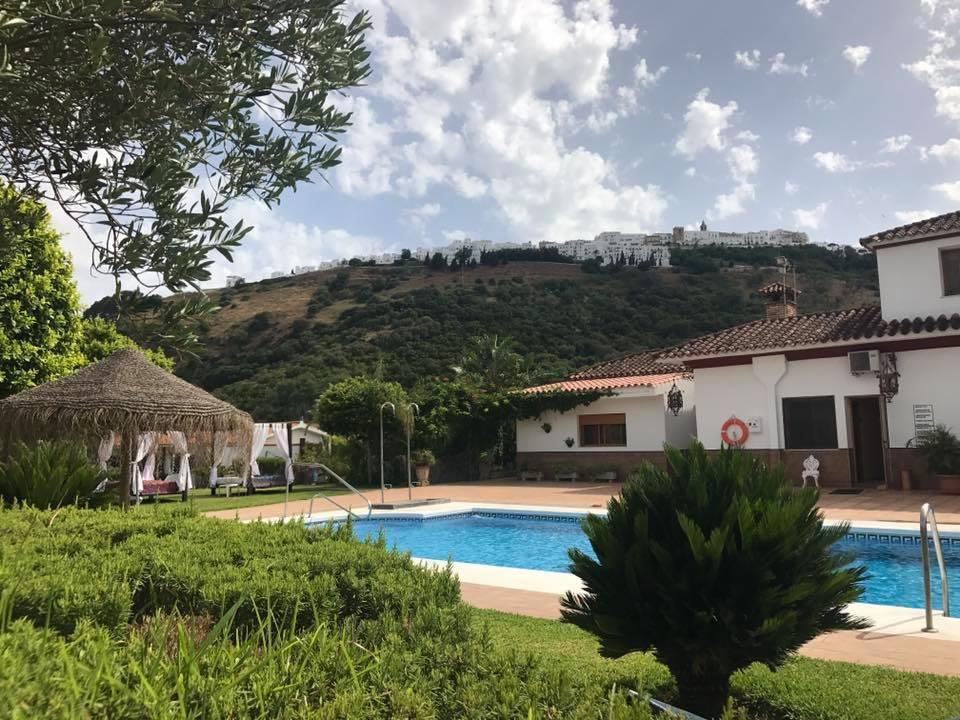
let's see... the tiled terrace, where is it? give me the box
[207,481,960,676]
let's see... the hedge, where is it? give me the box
[0,506,655,719]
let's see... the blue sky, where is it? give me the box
[64,0,960,301]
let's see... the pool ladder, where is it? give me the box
[306,464,372,521]
[921,502,951,632]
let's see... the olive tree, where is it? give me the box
[0,0,370,329]
[562,444,868,718]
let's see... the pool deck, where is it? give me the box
[206,481,960,676]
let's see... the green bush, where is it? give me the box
[562,444,867,718]
[0,506,660,719]
[254,455,286,476]
[912,424,960,474]
[0,440,102,508]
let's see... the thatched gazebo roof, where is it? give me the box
[0,348,253,444]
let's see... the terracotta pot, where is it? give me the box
[415,464,431,486]
[935,474,960,494]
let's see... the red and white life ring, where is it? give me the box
[720,417,750,447]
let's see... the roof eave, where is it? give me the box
[656,327,960,364]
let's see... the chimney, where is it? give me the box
[757,281,801,320]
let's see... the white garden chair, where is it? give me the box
[801,455,820,489]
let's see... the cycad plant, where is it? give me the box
[562,443,868,719]
[0,440,101,508]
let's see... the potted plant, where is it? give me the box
[914,425,960,493]
[412,449,436,486]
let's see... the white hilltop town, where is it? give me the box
[225,222,811,287]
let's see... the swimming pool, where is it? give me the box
[337,511,960,611]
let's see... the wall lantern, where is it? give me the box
[666,383,684,417]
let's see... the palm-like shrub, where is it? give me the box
[0,441,101,508]
[561,443,868,718]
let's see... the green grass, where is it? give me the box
[136,484,349,513]
[477,609,960,720]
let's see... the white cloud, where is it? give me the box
[709,182,755,220]
[905,8,960,126]
[894,210,941,223]
[402,202,442,231]
[211,199,379,286]
[634,58,668,88]
[708,144,759,221]
[769,52,810,77]
[331,0,668,240]
[784,181,799,195]
[686,52,702,62]
[793,202,829,229]
[736,130,760,142]
[797,0,830,16]
[791,126,813,145]
[929,138,960,161]
[880,135,912,153]
[933,180,960,201]
[675,89,738,158]
[842,45,872,70]
[685,167,697,177]
[734,50,761,70]
[728,144,758,182]
[813,151,859,173]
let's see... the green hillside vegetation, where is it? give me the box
[176,245,879,420]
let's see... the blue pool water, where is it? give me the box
[338,512,960,610]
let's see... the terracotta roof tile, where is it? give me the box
[860,210,960,249]
[658,304,960,360]
[524,373,688,395]
[569,351,686,380]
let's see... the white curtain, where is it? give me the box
[248,423,270,477]
[97,434,115,469]
[208,432,235,489]
[168,431,193,491]
[271,424,294,483]
[131,432,158,495]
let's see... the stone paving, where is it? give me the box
[207,480,960,676]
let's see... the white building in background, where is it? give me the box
[671,221,808,247]
[225,274,245,287]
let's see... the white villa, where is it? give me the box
[518,210,960,490]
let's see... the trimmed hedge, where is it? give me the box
[0,507,655,719]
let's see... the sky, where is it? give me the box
[62,0,960,303]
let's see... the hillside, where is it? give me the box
[176,246,880,419]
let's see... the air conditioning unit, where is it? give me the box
[848,350,880,375]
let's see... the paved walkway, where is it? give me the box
[460,583,960,677]
[206,481,960,676]
[208,480,960,525]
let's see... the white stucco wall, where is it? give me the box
[517,391,672,453]
[695,355,879,450]
[876,235,960,319]
[886,346,960,446]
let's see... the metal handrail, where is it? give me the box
[306,464,372,521]
[921,502,951,632]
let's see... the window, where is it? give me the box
[782,396,838,449]
[942,248,960,297]
[578,413,627,447]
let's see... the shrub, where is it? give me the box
[0,506,659,719]
[912,425,960,475]
[412,448,436,466]
[562,443,868,718]
[254,455,286,476]
[0,440,101,508]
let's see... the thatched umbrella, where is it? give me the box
[0,348,253,507]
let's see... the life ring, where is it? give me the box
[721,417,750,447]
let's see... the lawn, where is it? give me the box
[136,483,349,513]
[477,609,960,720]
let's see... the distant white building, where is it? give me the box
[225,274,245,287]
[269,271,286,279]
[671,221,808,247]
